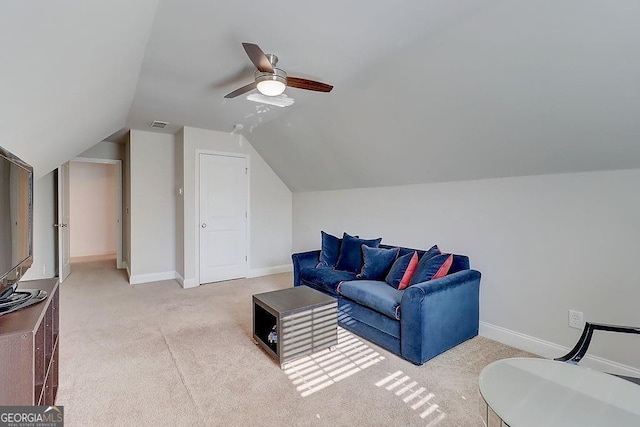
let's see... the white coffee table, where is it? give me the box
[479,357,640,427]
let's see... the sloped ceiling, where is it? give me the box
[248,0,640,191]
[3,1,640,189]
[0,0,158,178]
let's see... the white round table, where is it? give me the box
[479,357,640,427]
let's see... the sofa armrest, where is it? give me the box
[291,250,321,286]
[400,269,481,365]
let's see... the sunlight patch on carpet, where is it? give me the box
[283,327,385,397]
[375,370,447,425]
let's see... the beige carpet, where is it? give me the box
[56,259,533,426]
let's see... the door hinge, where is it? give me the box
[245,167,248,174]
[245,256,248,261]
[245,211,247,218]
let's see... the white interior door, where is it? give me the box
[199,153,248,284]
[57,163,71,282]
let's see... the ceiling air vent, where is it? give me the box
[150,120,169,129]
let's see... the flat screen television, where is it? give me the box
[0,146,34,301]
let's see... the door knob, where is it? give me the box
[201,223,207,228]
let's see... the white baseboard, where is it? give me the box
[479,321,640,378]
[175,265,288,288]
[71,253,116,262]
[247,264,292,278]
[128,265,291,287]
[176,274,198,289]
[129,271,178,285]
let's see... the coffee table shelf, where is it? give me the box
[252,286,338,367]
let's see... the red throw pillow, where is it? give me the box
[432,254,453,280]
[398,252,419,290]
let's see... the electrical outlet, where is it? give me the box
[568,310,584,329]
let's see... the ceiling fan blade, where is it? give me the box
[287,77,333,93]
[224,82,257,98]
[242,42,274,73]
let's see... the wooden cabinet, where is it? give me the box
[0,278,59,405]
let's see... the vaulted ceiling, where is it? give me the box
[3,1,640,190]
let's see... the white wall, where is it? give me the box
[21,172,56,282]
[69,162,117,257]
[178,126,292,287]
[293,169,640,372]
[128,130,176,284]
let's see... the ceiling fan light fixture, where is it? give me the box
[223,43,333,99]
[257,79,285,96]
[255,69,287,96]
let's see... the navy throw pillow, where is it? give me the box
[385,251,418,290]
[335,233,382,273]
[357,245,399,280]
[422,244,441,261]
[317,231,342,268]
[409,253,454,286]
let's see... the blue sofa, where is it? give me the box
[292,243,481,365]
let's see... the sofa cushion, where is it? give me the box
[409,253,454,286]
[335,232,382,273]
[357,245,399,280]
[317,231,342,268]
[339,280,404,320]
[300,267,358,295]
[385,251,418,290]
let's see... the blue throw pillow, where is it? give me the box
[422,244,441,261]
[335,233,382,273]
[357,245,399,280]
[385,251,418,290]
[409,253,454,286]
[317,231,342,268]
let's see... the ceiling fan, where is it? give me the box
[224,43,333,99]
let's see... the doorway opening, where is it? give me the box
[56,158,123,282]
